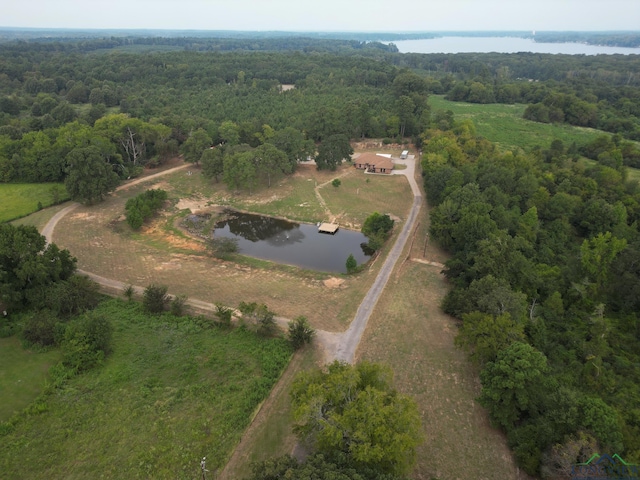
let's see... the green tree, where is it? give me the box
[248,453,402,480]
[223,150,258,193]
[288,316,315,349]
[269,126,315,168]
[181,128,212,166]
[291,361,423,475]
[65,146,120,204]
[479,342,550,430]
[142,283,169,314]
[201,147,225,182]
[219,120,240,146]
[345,254,358,274]
[125,189,168,229]
[362,212,394,238]
[0,224,76,312]
[580,231,627,297]
[94,113,170,169]
[455,311,526,366]
[315,134,353,171]
[251,143,291,187]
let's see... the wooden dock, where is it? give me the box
[318,223,339,234]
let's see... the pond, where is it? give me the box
[212,210,372,273]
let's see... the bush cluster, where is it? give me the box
[125,189,167,230]
[361,212,394,251]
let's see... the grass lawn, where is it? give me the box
[219,346,322,480]
[0,183,69,223]
[320,170,412,228]
[0,299,293,479]
[0,336,61,423]
[429,95,605,151]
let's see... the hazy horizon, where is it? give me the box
[4,1,640,32]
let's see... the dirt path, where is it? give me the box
[313,168,354,222]
[333,155,422,363]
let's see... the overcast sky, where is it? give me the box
[3,0,639,32]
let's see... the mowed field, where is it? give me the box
[49,162,414,332]
[0,183,69,223]
[429,95,607,151]
[0,337,60,422]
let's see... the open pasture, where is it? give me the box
[429,95,606,151]
[0,183,69,223]
[0,300,292,479]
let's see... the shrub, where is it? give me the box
[215,303,233,328]
[239,301,277,336]
[256,304,277,337]
[345,254,358,274]
[122,284,135,301]
[170,294,188,316]
[61,312,113,372]
[331,178,341,188]
[47,274,101,318]
[207,236,239,259]
[287,316,315,349]
[125,189,167,230]
[22,309,59,347]
[143,283,169,314]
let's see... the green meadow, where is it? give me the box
[429,95,606,151]
[0,300,292,479]
[0,336,61,422]
[0,183,69,223]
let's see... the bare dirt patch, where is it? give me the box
[323,277,345,289]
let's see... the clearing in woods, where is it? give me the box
[31,151,525,479]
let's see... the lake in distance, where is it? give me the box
[392,37,640,55]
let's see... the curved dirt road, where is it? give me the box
[43,163,190,245]
[41,157,422,364]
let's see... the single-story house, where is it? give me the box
[353,152,394,174]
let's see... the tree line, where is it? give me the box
[423,114,640,475]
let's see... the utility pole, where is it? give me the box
[423,232,430,258]
[200,457,208,480]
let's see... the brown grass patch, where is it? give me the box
[355,193,531,480]
[50,171,382,332]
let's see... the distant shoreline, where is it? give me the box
[0,28,639,45]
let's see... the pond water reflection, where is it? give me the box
[213,210,372,273]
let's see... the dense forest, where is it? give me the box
[423,118,640,474]
[2,34,640,477]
